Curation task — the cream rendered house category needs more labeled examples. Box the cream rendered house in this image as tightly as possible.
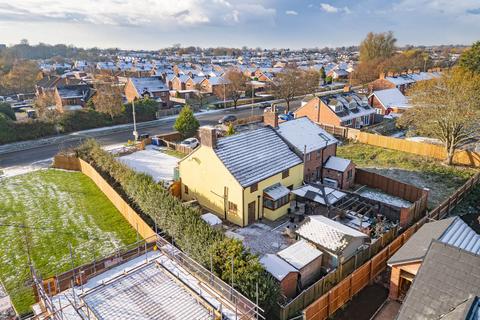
[178,126,304,227]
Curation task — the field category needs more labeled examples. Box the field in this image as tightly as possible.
[0,169,138,315]
[337,142,477,207]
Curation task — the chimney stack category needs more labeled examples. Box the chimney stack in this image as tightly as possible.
[199,126,217,148]
[387,71,394,77]
[379,72,385,80]
[343,85,352,93]
[264,107,279,128]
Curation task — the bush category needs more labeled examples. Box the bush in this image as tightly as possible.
[58,110,112,132]
[75,140,280,313]
[174,105,199,138]
[0,103,16,121]
[0,114,57,144]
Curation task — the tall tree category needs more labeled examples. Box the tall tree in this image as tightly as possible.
[174,105,199,138]
[34,92,57,119]
[214,70,248,109]
[92,84,123,120]
[359,31,397,62]
[0,60,39,94]
[272,66,304,112]
[459,41,480,74]
[398,68,480,165]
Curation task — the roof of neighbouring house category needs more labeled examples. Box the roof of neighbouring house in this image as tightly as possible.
[319,92,376,122]
[57,84,91,99]
[277,240,323,270]
[388,216,480,266]
[214,126,303,187]
[276,117,337,154]
[260,254,298,281]
[397,241,480,320]
[324,156,352,172]
[370,88,410,110]
[296,215,368,255]
[130,77,168,94]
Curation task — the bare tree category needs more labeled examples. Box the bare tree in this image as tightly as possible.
[359,31,397,62]
[213,70,248,109]
[92,84,123,120]
[398,68,480,165]
[272,66,312,112]
[34,91,57,119]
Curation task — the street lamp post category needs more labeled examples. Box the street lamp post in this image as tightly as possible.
[132,99,138,141]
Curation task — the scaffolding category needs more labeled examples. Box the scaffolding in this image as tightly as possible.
[32,233,264,320]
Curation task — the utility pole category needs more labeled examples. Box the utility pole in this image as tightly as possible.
[132,99,138,141]
[223,83,226,109]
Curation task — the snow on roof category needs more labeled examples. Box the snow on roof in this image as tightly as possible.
[264,183,290,200]
[385,71,441,86]
[291,184,346,205]
[201,213,222,226]
[439,216,480,255]
[277,240,323,270]
[130,77,168,94]
[276,117,337,153]
[324,156,351,172]
[215,127,303,187]
[371,88,410,109]
[296,215,367,254]
[260,254,298,281]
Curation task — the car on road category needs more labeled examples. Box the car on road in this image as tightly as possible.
[258,102,271,109]
[179,138,199,149]
[218,114,237,124]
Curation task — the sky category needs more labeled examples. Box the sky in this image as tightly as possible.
[0,0,479,50]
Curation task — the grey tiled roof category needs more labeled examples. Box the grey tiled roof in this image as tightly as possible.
[397,241,480,320]
[388,217,480,265]
[215,127,303,187]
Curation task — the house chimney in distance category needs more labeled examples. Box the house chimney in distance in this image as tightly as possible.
[199,126,217,148]
[263,107,279,128]
[343,85,352,93]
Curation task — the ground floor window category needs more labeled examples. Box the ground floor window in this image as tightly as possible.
[228,201,238,214]
[263,194,290,210]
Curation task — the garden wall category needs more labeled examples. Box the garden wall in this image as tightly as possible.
[52,155,156,241]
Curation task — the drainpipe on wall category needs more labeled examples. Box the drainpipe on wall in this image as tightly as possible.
[257,195,261,220]
[303,145,307,182]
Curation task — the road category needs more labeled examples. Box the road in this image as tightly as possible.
[0,100,301,168]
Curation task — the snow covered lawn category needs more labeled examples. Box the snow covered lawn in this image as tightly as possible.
[118,146,179,183]
[0,170,138,315]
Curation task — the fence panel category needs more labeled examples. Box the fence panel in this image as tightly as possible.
[328,276,352,316]
[350,262,371,297]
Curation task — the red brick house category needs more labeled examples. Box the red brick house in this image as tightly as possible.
[269,115,339,183]
[54,84,93,113]
[124,77,170,107]
[198,77,227,94]
[369,69,441,94]
[368,88,411,116]
[322,156,355,189]
[294,91,376,129]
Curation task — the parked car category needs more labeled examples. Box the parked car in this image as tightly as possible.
[180,138,199,149]
[218,114,237,124]
[258,102,271,109]
[278,112,294,121]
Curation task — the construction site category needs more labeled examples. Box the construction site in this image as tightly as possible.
[31,234,263,320]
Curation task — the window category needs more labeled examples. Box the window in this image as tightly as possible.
[250,183,258,193]
[347,169,353,180]
[282,169,290,179]
[263,194,290,210]
[343,119,352,126]
[228,201,237,213]
[316,150,321,159]
[184,185,189,194]
[362,115,370,125]
[306,153,311,161]
[316,167,322,179]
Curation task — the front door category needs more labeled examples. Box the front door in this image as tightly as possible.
[248,201,256,225]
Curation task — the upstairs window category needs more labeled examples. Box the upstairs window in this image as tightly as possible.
[282,169,290,179]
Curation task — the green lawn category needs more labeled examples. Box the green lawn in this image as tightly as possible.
[337,142,477,207]
[0,169,138,315]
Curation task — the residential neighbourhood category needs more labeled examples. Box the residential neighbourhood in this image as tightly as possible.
[0,2,480,320]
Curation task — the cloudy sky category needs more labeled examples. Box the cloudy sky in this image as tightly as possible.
[0,0,479,49]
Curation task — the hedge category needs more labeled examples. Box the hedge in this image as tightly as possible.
[75,140,281,314]
[0,100,159,145]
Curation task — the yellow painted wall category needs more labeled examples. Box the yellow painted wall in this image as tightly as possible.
[243,163,304,222]
[178,146,245,226]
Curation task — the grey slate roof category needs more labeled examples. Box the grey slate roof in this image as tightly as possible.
[388,217,480,265]
[397,241,480,320]
[215,126,303,187]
